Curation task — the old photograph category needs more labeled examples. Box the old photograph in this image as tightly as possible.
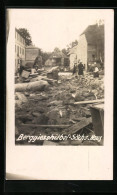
[6,8,113,180]
[10,9,105,146]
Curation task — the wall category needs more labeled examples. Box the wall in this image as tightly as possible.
[69,53,77,70]
[77,34,87,70]
[15,30,25,73]
[87,44,97,62]
[25,48,39,62]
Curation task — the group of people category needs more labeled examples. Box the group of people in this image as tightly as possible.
[73,58,100,79]
[73,59,85,79]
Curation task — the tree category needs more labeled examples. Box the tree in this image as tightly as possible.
[62,48,68,56]
[18,28,32,46]
[67,39,78,52]
[53,47,61,53]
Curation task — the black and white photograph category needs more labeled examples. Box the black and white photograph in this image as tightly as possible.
[12,10,104,146]
[6,9,113,180]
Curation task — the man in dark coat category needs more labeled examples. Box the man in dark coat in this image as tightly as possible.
[78,60,84,79]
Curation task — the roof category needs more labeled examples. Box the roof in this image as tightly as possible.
[26,45,39,49]
[49,51,68,59]
[15,28,26,40]
[80,24,104,44]
[68,45,78,55]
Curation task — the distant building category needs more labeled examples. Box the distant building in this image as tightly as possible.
[15,28,26,73]
[77,23,104,71]
[68,45,78,70]
[25,45,40,69]
[46,51,69,70]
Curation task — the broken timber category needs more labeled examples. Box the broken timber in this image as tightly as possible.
[21,124,70,128]
[74,99,104,105]
[62,117,92,134]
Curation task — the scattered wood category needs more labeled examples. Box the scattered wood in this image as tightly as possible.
[74,99,104,105]
[21,70,30,78]
[29,73,38,76]
[21,124,70,128]
[62,117,92,134]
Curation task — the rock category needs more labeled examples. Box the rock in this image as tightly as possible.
[32,114,49,124]
[47,66,59,80]
[16,114,33,123]
[29,93,36,97]
[15,92,27,102]
[48,100,63,106]
[81,108,91,117]
[82,91,90,97]
[30,94,48,101]
[15,92,27,108]
[24,92,29,96]
[37,107,45,113]
[70,89,76,93]
[32,112,41,117]
[75,93,85,101]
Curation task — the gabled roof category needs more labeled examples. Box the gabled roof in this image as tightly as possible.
[15,28,26,40]
[80,24,104,44]
[49,51,67,59]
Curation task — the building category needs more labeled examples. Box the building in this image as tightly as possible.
[25,45,40,69]
[15,28,26,73]
[68,45,78,70]
[77,23,104,71]
[46,51,69,70]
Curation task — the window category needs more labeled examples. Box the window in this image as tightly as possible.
[17,46,19,55]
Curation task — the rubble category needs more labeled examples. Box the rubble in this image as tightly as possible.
[47,66,59,80]
[15,69,104,145]
[15,92,27,108]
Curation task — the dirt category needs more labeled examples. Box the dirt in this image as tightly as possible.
[15,71,104,145]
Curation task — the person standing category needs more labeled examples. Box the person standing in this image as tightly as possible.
[93,66,99,78]
[78,60,84,80]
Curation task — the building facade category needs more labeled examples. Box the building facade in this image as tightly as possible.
[15,28,26,73]
[68,45,78,70]
[77,24,104,71]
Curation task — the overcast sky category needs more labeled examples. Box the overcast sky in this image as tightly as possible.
[10,9,106,52]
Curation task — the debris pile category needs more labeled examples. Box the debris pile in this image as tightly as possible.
[15,70,104,145]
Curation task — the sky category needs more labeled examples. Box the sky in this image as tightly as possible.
[9,9,106,52]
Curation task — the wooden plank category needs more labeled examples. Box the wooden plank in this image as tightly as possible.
[62,117,92,134]
[74,99,104,105]
[21,124,70,128]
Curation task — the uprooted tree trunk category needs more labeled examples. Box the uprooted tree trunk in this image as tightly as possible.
[15,80,49,92]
